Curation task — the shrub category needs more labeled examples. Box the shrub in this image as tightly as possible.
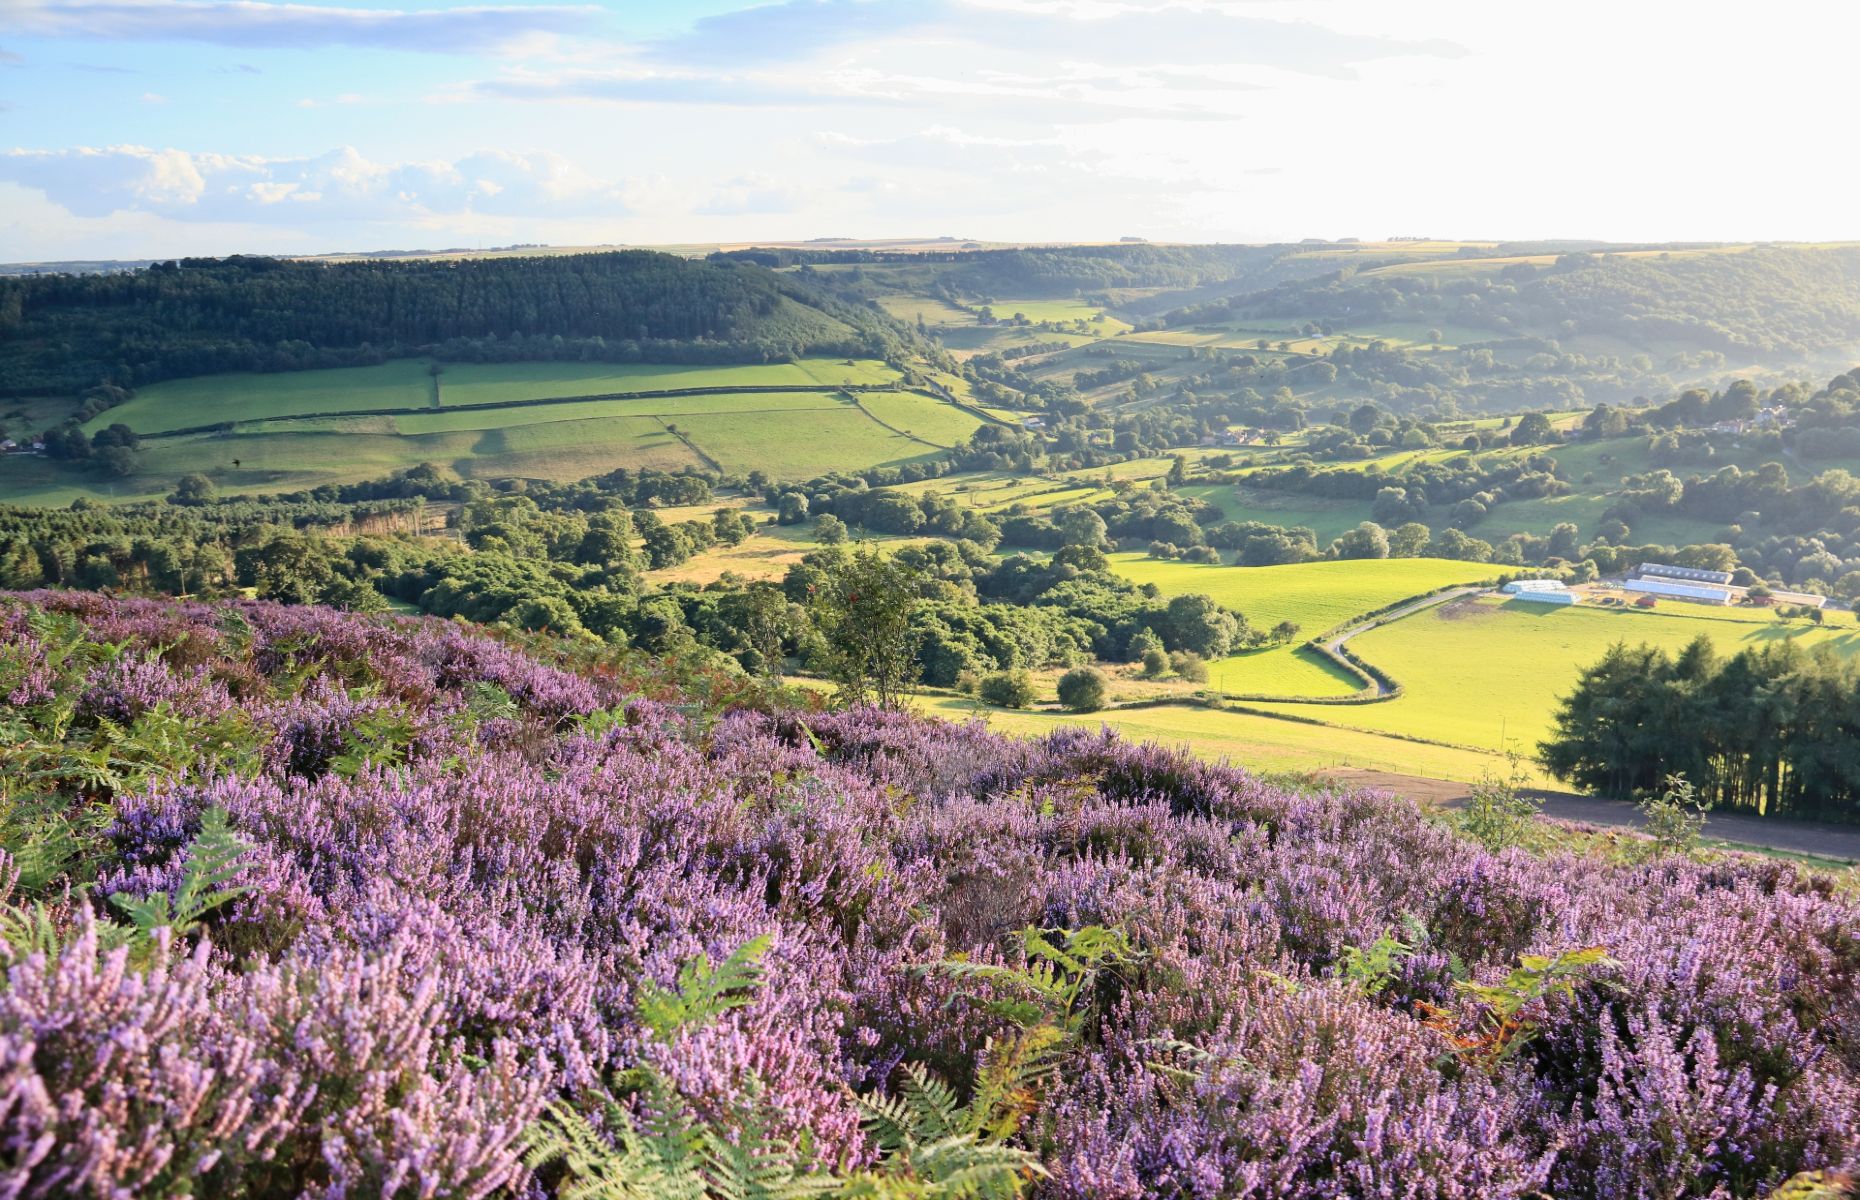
[1140,647,1169,678]
[1168,650,1209,683]
[978,670,1037,710]
[1638,772,1712,858]
[1056,666,1108,712]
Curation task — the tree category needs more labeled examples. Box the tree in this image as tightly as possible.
[1371,487,1421,527]
[1430,528,1494,562]
[643,525,690,570]
[1510,411,1556,446]
[94,445,140,479]
[1058,508,1108,549]
[809,546,921,709]
[1389,522,1432,558]
[1332,522,1390,560]
[1056,666,1108,712]
[1161,593,1241,658]
[815,514,848,545]
[169,474,216,506]
[777,492,810,524]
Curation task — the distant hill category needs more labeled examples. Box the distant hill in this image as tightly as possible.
[1203,244,1860,360]
[0,250,912,396]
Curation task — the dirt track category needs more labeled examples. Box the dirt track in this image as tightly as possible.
[1316,767,1860,862]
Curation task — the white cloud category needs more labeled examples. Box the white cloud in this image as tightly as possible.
[694,173,799,217]
[2,0,602,54]
[0,144,631,223]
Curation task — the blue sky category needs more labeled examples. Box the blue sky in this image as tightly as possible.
[2,0,1855,260]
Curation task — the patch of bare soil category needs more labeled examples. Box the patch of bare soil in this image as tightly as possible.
[1433,595,1495,622]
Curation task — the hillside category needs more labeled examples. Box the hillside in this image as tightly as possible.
[0,250,911,396]
[3,589,1856,1197]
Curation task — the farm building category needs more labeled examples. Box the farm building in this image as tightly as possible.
[1502,579,1578,605]
[1637,562,1734,586]
[1768,589,1829,609]
[1511,588,1578,606]
[1624,578,1734,605]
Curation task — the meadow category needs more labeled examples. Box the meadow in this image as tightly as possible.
[1109,553,1503,637]
[1245,594,1860,753]
[917,692,1542,784]
[14,363,983,501]
[1108,554,1506,698]
[84,356,902,436]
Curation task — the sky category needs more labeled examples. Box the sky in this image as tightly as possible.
[1,0,1856,261]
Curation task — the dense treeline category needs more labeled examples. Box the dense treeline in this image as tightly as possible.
[1543,636,1860,823]
[0,460,1249,689]
[0,252,910,395]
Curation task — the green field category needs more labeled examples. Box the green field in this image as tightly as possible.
[857,391,985,447]
[1245,595,1860,754]
[1108,555,1505,698]
[434,358,897,406]
[391,391,849,436]
[83,357,901,436]
[1111,554,1501,637]
[668,408,946,479]
[917,694,1533,785]
[9,359,978,502]
[86,360,439,434]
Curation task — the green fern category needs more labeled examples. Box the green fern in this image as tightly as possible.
[525,1098,708,1200]
[635,934,773,1041]
[328,706,420,778]
[855,1050,1047,1199]
[109,807,252,938]
[929,925,1136,1037]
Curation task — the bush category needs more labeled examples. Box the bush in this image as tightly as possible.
[1168,650,1209,683]
[1140,647,1169,678]
[978,670,1037,710]
[1056,666,1109,712]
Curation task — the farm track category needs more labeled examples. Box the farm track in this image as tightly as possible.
[1318,767,1860,862]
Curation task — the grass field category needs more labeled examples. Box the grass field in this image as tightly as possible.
[14,362,971,503]
[82,357,901,436]
[669,408,945,479]
[856,391,984,447]
[434,358,896,406]
[916,694,1537,785]
[1108,555,1505,698]
[87,361,439,434]
[1245,594,1860,754]
[1110,554,1501,636]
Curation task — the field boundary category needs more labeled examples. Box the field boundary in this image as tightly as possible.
[848,394,954,450]
[130,383,912,440]
[655,419,725,472]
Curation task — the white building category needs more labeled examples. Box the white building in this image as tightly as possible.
[1624,578,1734,605]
